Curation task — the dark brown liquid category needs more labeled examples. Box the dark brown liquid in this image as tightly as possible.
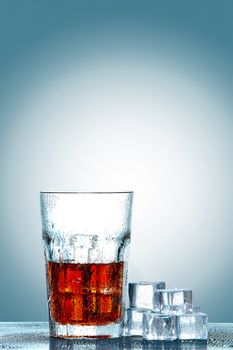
[47,261,124,325]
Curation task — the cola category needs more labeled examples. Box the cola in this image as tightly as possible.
[47,261,124,325]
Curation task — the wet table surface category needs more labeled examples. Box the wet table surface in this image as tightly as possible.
[0,323,233,349]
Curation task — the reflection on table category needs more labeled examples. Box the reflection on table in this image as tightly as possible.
[49,336,207,350]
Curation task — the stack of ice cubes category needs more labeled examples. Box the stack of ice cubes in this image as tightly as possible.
[124,281,208,341]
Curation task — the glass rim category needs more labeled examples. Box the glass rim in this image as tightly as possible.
[40,191,134,194]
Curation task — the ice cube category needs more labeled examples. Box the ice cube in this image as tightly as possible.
[143,312,177,341]
[168,289,192,307]
[177,312,208,340]
[128,281,166,310]
[124,308,144,336]
[161,304,190,316]
[190,306,201,313]
[156,289,192,314]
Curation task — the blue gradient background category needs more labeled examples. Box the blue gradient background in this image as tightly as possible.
[0,1,232,322]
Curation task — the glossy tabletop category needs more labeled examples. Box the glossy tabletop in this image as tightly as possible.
[0,323,233,349]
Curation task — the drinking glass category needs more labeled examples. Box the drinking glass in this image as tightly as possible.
[40,191,133,338]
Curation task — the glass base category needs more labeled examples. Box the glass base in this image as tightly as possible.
[49,321,122,338]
